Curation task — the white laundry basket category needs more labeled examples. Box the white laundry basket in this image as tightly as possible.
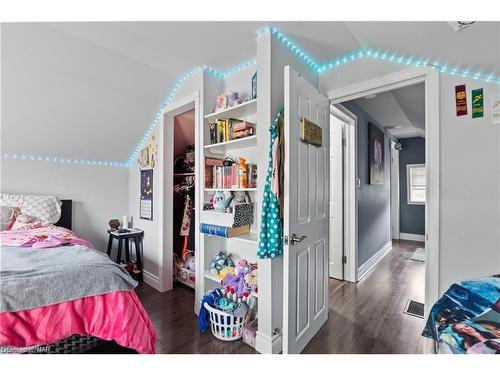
[204,302,249,341]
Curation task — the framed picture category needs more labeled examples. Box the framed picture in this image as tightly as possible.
[140,169,153,220]
[368,122,385,185]
[251,72,257,100]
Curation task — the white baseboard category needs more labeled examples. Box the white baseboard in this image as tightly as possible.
[255,331,283,354]
[399,232,425,242]
[143,269,161,291]
[357,241,392,281]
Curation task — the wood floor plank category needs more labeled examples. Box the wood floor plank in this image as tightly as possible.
[135,240,425,354]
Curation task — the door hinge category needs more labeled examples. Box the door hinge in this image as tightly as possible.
[342,255,347,264]
[283,235,289,245]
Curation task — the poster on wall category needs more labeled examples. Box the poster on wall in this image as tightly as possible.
[140,169,153,221]
[455,84,468,116]
[368,122,385,185]
[471,88,484,118]
[492,94,500,125]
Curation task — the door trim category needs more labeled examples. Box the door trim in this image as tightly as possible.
[325,67,440,316]
[330,105,357,283]
[390,140,401,240]
[159,92,200,312]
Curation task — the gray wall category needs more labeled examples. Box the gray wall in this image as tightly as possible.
[399,137,425,235]
[343,101,392,267]
[1,159,129,251]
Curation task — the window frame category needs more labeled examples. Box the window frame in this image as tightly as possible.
[406,163,426,205]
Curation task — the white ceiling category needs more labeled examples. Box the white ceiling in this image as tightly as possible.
[355,83,425,139]
[2,21,498,161]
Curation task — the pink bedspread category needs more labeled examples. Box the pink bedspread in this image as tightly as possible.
[0,226,95,249]
[0,290,158,354]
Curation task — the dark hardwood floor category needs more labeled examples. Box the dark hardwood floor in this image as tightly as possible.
[135,240,425,354]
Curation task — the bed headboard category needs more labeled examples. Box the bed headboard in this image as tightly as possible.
[56,199,72,230]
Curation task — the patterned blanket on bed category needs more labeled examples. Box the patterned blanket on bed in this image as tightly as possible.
[422,275,500,354]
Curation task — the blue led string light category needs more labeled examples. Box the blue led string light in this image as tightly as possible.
[2,153,126,168]
[4,27,499,168]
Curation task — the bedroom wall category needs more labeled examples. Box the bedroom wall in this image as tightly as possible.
[320,61,500,294]
[399,137,425,236]
[1,159,129,250]
[342,101,392,267]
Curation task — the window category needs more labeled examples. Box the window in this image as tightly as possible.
[407,164,426,205]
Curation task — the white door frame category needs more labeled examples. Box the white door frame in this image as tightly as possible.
[330,105,357,283]
[158,92,200,305]
[325,67,440,315]
[390,140,401,240]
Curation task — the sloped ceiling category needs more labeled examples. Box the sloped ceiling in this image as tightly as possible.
[2,21,498,162]
[355,83,425,139]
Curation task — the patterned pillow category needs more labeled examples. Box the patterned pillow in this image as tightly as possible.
[0,193,62,225]
[0,206,19,231]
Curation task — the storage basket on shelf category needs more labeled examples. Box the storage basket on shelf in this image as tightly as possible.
[202,202,254,227]
[203,302,250,341]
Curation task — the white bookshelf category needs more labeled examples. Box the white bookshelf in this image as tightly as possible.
[200,93,260,313]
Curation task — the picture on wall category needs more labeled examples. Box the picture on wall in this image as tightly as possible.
[368,122,385,185]
[140,169,153,220]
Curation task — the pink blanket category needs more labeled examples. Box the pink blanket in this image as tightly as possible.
[0,226,95,249]
[0,290,158,354]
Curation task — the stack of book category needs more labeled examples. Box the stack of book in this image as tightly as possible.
[205,157,257,189]
[209,119,255,144]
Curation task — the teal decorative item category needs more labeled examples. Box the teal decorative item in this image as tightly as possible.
[213,191,231,212]
[258,107,284,259]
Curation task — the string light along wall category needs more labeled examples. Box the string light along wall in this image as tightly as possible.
[3,27,499,168]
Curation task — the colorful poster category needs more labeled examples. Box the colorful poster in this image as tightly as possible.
[455,84,468,116]
[471,88,484,118]
[140,169,153,221]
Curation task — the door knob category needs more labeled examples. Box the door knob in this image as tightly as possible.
[290,233,307,245]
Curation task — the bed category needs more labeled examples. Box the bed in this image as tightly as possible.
[0,194,158,354]
[422,275,500,354]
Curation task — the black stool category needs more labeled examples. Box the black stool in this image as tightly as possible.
[107,229,144,280]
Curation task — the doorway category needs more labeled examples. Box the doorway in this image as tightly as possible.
[326,67,439,317]
[160,93,201,313]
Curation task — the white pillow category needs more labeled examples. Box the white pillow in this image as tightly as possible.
[0,193,62,225]
[0,206,17,231]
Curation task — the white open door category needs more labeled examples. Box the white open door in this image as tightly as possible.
[283,66,330,354]
[329,114,344,280]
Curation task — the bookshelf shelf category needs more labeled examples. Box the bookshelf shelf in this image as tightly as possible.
[204,270,258,298]
[204,135,257,153]
[204,98,257,122]
[204,188,257,192]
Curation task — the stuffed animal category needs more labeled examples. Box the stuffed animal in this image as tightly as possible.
[244,268,258,293]
[217,266,235,281]
[234,259,248,274]
[213,191,231,212]
[209,251,234,275]
[222,268,248,297]
[229,191,251,208]
[227,91,242,107]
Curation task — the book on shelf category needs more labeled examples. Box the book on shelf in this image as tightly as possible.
[209,119,255,145]
[199,223,250,238]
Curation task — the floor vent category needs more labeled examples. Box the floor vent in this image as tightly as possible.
[404,299,425,319]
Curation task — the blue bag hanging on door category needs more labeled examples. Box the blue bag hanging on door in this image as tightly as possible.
[258,108,284,259]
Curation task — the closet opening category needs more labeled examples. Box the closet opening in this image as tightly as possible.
[160,93,200,313]
[172,109,196,291]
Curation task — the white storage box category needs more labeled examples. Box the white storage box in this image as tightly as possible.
[202,202,254,227]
